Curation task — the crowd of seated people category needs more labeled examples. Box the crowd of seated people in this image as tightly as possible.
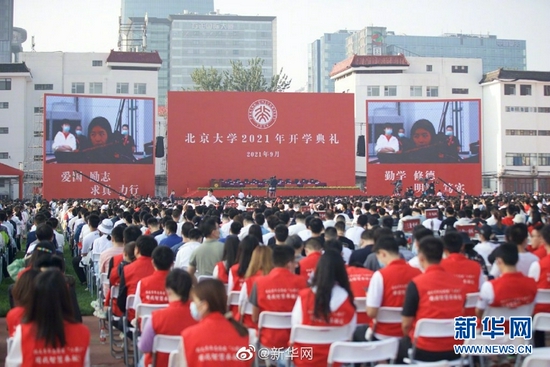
[212,178,328,188]
[2,193,550,366]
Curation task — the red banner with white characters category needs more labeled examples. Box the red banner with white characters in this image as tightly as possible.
[42,94,155,199]
[167,92,355,192]
[366,100,481,196]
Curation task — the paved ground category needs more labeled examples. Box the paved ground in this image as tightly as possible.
[0,316,126,367]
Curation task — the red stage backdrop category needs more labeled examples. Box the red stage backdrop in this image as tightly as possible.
[366,100,481,196]
[43,94,155,199]
[167,92,355,192]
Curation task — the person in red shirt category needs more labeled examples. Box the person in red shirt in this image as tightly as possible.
[181,279,251,367]
[298,237,323,283]
[249,245,307,353]
[228,235,260,294]
[528,223,547,259]
[6,269,91,366]
[291,250,356,367]
[399,236,466,363]
[135,245,174,308]
[239,246,273,327]
[7,269,39,337]
[529,224,550,347]
[117,235,157,323]
[138,268,197,367]
[367,235,422,340]
[440,231,484,316]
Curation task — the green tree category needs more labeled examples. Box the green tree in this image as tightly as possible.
[190,58,291,92]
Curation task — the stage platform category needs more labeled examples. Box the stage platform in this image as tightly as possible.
[183,186,366,198]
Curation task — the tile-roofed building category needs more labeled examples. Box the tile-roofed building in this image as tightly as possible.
[0,62,30,73]
[480,68,550,84]
[330,54,409,78]
[106,50,162,65]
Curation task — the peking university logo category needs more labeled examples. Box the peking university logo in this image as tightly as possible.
[248,99,278,129]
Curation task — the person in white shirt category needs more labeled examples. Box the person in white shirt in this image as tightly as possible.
[473,225,500,266]
[238,215,255,241]
[407,227,434,271]
[345,215,368,247]
[92,219,114,255]
[322,209,336,229]
[374,124,399,154]
[175,229,203,269]
[237,190,245,199]
[490,223,538,278]
[288,213,307,236]
[453,210,472,228]
[324,227,351,264]
[201,189,219,207]
[52,120,77,152]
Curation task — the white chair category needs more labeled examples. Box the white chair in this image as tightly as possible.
[197,275,214,282]
[464,292,479,309]
[122,294,136,366]
[152,335,183,367]
[483,303,534,320]
[376,362,450,367]
[168,347,183,367]
[408,319,464,366]
[327,338,399,366]
[354,297,367,324]
[366,307,402,341]
[256,312,292,364]
[521,354,550,367]
[528,313,550,357]
[535,289,550,304]
[133,303,169,363]
[228,291,240,307]
[98,272,109,304]
[288,324,352,367]
[107,285,124,359]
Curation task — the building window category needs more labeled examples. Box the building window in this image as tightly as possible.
[92,60,103,67]
[34,84,54,90]
[134,83,147,95]
[34,107,43,114]
[116,83,129,94]
[544,85,550,96]
[539,154,550,166]
[451,65,468,73]
[0,78,11,90]
[426,65,433,72]
[505,129,536,136]
[0,152,9,159]
[33,155,43,162]
[410,86,422,97]
[538,130,550,136]
[0,127,8,134]
[452,88,469,94]
[506,153,535,166]
[71,82,85,94]
[482,177,491,188]
[426,86,439,97]
[89,82,103,94]
[0,102,8,109]
[384,86,397,97]
[367,86,380,97]
[520,85,532,96]
[539,107,550,113]
[504,84,516,95]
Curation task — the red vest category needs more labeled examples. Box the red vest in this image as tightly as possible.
[294,287,355,367]
[123,256,155,321]
[411,265,466,352]
[346,265,373,325]
[6,306,25,337]
[255,268,308,348]
[440,253,482,316]
[489,272,537,332]
[241,271,263,328]
[181,312,250,367]
[216,261,229,284]
[139,270,169,305]
[371,259,421,337]
[535,254,550,314]
[229,264,245,292]
[144,301,197,367]
[19,322,90,367]
[298,251,321,281]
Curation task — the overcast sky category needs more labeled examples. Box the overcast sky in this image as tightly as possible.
[14,0,550,89]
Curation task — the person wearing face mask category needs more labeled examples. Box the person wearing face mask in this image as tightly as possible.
[52,120,76,153]
[374,123,399,155]
[120,124,136,154]
[439,125,461,162]
[396,128,412,153]
[74,124,90,151]
[407,226,434,271]
[182,279,251,367]
[138,268,197,367]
